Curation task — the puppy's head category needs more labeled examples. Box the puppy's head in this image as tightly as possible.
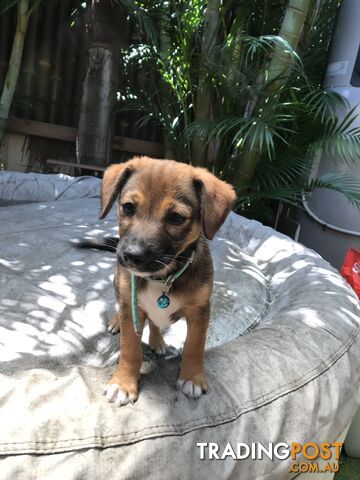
[100,156,235,276]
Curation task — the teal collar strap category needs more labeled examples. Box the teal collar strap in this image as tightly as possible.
[130,251,195,336]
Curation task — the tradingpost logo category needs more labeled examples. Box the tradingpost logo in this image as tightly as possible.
[197,441,343,474]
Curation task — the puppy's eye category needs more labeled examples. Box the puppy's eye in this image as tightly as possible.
[122,202,135,216]
[167,212,185,225]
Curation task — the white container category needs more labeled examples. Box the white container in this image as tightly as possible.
[297,0,360,269]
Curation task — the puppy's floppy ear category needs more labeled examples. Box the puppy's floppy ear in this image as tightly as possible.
[99,162,134,219]
[194,169,236,240]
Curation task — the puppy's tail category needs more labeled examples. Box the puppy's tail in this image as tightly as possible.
[74,236,119,252]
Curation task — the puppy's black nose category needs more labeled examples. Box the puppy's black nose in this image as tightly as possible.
[122,244,147,266]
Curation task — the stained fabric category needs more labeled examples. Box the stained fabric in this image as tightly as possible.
[0,172,359,479]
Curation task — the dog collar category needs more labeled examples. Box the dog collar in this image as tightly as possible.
[130,251,195,336]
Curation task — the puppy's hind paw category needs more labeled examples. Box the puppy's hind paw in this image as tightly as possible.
[107,315,120,335]
[149,336,167,356]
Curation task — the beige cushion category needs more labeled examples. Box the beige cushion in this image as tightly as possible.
[0,172,359,479]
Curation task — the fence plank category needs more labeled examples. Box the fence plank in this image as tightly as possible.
[6,117,164,157]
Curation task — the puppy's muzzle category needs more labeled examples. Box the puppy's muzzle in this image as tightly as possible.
[121,244,151,266]
[117,237,166,272]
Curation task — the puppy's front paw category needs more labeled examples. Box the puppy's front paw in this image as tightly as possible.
[176,372,208,399]
[103,378,138,407]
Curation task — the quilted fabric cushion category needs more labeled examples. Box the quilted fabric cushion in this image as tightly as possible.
[0,172,359,480]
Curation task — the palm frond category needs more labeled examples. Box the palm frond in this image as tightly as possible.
[242,34,302,67]
[253,152,313,191]
[113,0,160,48]
[302,89,349,124]
[309,106,360,165]
[308,173,360,207]
[237,185,302,208]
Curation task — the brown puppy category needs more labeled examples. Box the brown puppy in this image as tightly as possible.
[100,156,235,406]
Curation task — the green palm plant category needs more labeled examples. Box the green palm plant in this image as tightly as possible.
[118,0,360,222]
[116,0,207,162]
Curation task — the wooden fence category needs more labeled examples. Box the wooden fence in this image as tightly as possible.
[0,0,163,172]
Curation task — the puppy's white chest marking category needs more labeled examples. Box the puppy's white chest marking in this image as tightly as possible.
[138,282,180,329]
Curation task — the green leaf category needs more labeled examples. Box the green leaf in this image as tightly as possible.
[0,0,18,15]
[309,106,360,165]
[308,173,360,207]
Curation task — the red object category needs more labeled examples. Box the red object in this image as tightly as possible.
[340,249,360,298]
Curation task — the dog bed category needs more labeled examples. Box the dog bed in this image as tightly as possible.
[0,171,359,480]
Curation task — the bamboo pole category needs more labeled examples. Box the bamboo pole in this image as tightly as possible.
[50,0,67,124]
[0,10,13,92]
[192,0,221,167]
[0,0,29,142]
[267,0,312,87]
[232,0,314,188]
[72,6,88,127]
[61,17,78,126]
[159,5,176,159]
[35,0,55,121]
[20,5,38,118]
